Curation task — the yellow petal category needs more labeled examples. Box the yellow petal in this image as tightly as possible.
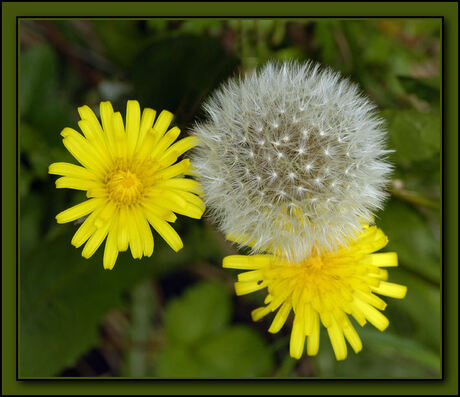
[55,176,98,191]
[78,105,104,137]
[290,304,306,359]
[148,190,188,213]
[327,318,347,361]
[341,316,362,354]
[60,129,107,175]
[78,119,110,163]
[350,305,367,327]
[268,301,291,333]
[146,213,183,252]
[353,297,389,331]
[126,100,141,157]
[81,218,111,259]
[126,208,143,259]
[103,219,119,270]
[251,306,271,322]
[48,162,97,180]
[173,203,204,219]
[225,232,257,248]
[234,280,267,296]
[151,126,181,158]
[357,226,389,253]
[112,112,127,158]
[306,311,320,356]
[362,252,398,267]
[71,209,101,248]
[372,281,407,299]
[304,303,314,336]
[223,255,272,270]
[142,201,177,223]
[117,207,129,252]
[137,107,156,149]
[133,206,154,257]
[354,289,387,311]
[237,270,264,282]
[136,130,159,160]
[56,198,102,224]
[160,136,199,167]
[159,178,203,195]
[100,101,119,157]
[155,159,191,180]
[153,110,173,138]
[179,191,206,211]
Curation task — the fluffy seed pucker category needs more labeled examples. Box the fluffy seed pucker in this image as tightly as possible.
[191,61,393,261]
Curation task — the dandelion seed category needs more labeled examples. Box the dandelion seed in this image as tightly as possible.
[49,100,205,270]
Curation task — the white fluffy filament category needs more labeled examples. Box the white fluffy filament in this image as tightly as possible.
[191,61,392,261]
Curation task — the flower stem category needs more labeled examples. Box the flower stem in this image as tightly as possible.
[127,279,155,377]
[389,185,440,210]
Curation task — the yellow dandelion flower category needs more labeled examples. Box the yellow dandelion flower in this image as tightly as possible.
[223,224,407,360]
[49,100,205,270]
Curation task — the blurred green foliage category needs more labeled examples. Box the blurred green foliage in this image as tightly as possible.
[155,282,273,377]
[19,19,440,378]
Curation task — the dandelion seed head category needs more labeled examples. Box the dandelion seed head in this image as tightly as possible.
[191,61,392,261]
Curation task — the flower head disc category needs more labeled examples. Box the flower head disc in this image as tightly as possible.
[49,100,205,270]
[223,225,407,360]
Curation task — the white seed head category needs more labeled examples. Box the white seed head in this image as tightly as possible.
[191,61,392,261]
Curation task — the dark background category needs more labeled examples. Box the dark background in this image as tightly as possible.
[19,19,441,378]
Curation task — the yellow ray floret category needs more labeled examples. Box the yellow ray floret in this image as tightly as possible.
[223,225,407,361]
[49,100,205,270]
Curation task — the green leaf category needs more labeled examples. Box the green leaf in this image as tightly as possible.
[195,326,274,377]
[21,123,54,179]
[19,220,215,377]
[274,47,307,62]
[20,44,77,145]
[154,345,205,377]
[157,280,274,377]
[381,109,441,165]
[93,20,145,68]
[20,43,58,117]
[164,282,231,345]
[314,21,340,66]
[359,328,440,372]
[384,268,441,352]
[155,326,273,378]
[178,20,223,36]
[378,199,440,283]
[313,325,440,377]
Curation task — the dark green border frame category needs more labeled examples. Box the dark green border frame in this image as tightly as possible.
[3,1,458,395]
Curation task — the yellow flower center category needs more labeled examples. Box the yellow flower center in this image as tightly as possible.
[107,169,144,204]
[105,159,158,205]
[267,253,356,315]
[304,255,324,270]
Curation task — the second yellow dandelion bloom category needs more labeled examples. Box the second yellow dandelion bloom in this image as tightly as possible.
[49,100,205,270]
[223,225,407,361]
